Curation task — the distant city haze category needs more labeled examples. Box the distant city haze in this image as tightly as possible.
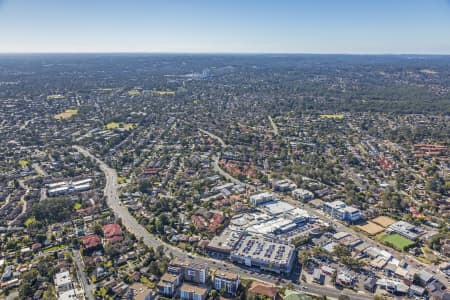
[1,0,450,54]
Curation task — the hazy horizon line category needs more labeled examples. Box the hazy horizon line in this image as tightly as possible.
[1,51,450,56]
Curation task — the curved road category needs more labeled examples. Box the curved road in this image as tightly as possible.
[212,155,258,191]
[199,128,227,147]
[74,145,373,300]
[9,180,30,226]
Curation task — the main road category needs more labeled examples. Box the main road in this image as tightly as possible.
[198,128,227,147]
[74,145,373,300]
[73,249,95,300]
[74,145,181,254]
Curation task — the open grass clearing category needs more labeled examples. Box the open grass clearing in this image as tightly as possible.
[47,94,65,100]
[127,89,142,96]
[151,89,176,96]
[105,122,135,131]
[54,109,78,120]
[320,114,344,119]
[383,234,415,251]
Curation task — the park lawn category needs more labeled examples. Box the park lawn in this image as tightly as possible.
[151,89,175,96]
[54,109,78,120]
[383,234,415,251]
[47,94,65,100]
[19,160,29,168]
[123,123,135,130]
[128,89,142,96]
[117,176,126,184]
[73,203,82,210]
[105,122,119,129]
[320,114,344,119]
[105,122,135,131]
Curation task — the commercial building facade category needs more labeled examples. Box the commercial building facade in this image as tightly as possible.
[179,283,208,300]
[168,257,208,284]
[292,188,314,202]
[213,270,240,295]
[157,272,181,297]
[250,192,275,206]
[323,200,361,223]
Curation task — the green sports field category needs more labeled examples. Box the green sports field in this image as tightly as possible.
[383,234,415,251]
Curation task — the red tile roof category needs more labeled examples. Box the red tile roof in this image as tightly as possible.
[82,234,101,249]
[102,224,123,238]
[191,215,207,230]
[143,167,161,175]
[208,213,224,233]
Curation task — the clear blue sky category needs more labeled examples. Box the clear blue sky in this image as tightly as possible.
[1,0,450,54]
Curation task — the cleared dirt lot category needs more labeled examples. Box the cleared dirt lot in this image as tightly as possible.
[371,216,396,228]
[357,221,385,235]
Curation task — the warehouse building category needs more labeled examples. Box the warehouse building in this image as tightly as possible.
[47,178,92,197]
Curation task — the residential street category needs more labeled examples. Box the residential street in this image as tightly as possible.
[268,116,279,135]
